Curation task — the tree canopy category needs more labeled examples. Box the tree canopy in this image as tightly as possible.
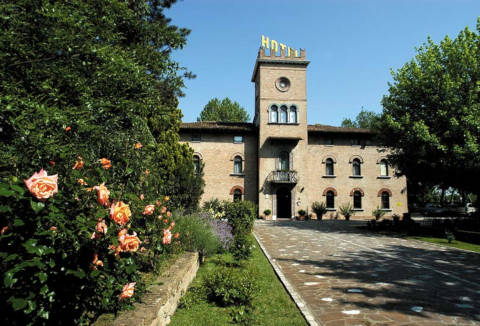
[341,109,381,129]
[197,97,250,122]
[378,19,480,197]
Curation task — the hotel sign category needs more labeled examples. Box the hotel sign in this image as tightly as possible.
[261,35,299,57]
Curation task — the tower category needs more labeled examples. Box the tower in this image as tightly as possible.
[252,47,310,219]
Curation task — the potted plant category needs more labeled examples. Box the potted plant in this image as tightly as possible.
[297,209,307,221]
[263,209,271,219]
[372,207,386,221]
[312,201,327,220]
[339,203,353,221]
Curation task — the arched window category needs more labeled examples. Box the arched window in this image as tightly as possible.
[270,105,278,123]
[325,158,334,176]
[233,189,242,202]
[234,156,243,174]
[280,105,288,123]
[380,159,389,176]
[352,158,361,176]
[353,191,362,209]
[326,191,335,209]
[381,191,390,209]
[279,151,289,171]
[193,155,201,174]
[289,106,297,123]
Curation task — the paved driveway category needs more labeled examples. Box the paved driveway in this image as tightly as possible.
[254,220,480,326]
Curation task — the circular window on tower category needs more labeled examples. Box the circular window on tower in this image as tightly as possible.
[275,77,290,92]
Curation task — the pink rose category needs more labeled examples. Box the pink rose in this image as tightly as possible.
[24,169,58,201]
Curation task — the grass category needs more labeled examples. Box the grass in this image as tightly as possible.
[169,236,307,326]
[407,236,480,253]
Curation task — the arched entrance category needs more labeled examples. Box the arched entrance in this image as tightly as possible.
[277,187,291,219]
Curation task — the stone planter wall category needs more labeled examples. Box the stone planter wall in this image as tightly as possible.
[96,252,199,326]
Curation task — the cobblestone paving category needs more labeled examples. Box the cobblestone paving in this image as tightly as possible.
[254,220,480,326]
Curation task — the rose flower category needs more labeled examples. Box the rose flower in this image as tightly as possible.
[119,233,141,252]
[119,282,136,300]
[24,169,58,201]
[162,229,172,245]
[94,183,110,206]
[110,201,131,226]
[142,205,155,216]
[100,158,112,170]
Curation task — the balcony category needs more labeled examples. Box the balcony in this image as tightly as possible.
[268,170,298,184]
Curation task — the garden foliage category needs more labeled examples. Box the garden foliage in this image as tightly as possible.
[0,0,203,324]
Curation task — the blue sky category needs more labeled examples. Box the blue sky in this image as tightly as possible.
[167,0,480,126]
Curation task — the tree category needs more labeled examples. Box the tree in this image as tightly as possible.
[197,97,250,122]
[0,0,203,323]
[341,109,381,129]
[378,19,480,201]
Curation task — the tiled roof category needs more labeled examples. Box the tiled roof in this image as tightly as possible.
[307,124,374,134]
[180,121,256,132]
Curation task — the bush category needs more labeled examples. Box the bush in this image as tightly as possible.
[175,214,221,259]
[339,203,353,220]
[312,201,327,220]
[263,209,271,216]
[203,266,258,307]
[372,207,386,220]
[202,199,226,219]
[224,201,256,236]
[230,233,254,261]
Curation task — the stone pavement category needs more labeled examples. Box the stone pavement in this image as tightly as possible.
[254,220,480,326]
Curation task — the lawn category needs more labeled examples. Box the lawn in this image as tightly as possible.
[407,236,480,253]
[169,237,307,326]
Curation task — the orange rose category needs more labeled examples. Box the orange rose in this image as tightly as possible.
[65,126,71,132]
[145,169,150,175]
[96,219,108,235]
[100,158,112,170]
[72,156,84,170]
[94,183,110,206]
[142,205,155,215]
[174,232,179,239]
[1,226,8,234]
[119,282,136,300]
[24,169,58,201]
[91,253,104,270]
[162,229,172,245]
[166,211,171,217]
[140,247,146,252]
[135,142,142,149]
[164,196,170,202]
[110,201,131,226]
[77,178,88,186]
[119,233,141,252]
[160,206,167,214]
[49,226,57,231]
[117,228,128,242]
[140,194,144,200]
[156,200,161,207]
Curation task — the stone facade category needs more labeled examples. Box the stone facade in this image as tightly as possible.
[180,48,408,220]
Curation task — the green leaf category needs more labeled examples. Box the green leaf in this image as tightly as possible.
[13,218,25,226]
[66,268,86,279]
[37,272,48,283]
[23,239,39,254]
[11,184,25,195]
[0,186,14,197]
[4,272,18,288]
[8,297,27,311]
[30,199,45,213]
[0,205,12,213]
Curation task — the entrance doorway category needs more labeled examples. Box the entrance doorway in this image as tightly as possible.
[277,187,291,218]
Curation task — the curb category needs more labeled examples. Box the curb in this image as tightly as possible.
[253,231,320,326]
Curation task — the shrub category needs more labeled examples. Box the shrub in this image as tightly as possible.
[203,266,258,307]
[230,233,254,261]
[372,207,386,220]
[224,201,256,236]
[205,216,234,251]
[263,209,271,216]
[202,199,226,219]
[174,214,221,259]
[312,201,327,220]
[339,203,354,220]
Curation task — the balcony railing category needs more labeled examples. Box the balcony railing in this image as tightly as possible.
[268,170,298,183]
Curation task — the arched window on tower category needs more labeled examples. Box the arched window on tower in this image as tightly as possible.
[280,105,288,123]
[352,158,361,176]
[326,191,335,209]
[353,191,362,209]
[233,156,243,174]
[381,191,390,209]
[289,106,297,123]
[380,159,389,176]
[233,189,242,202]
[270,105,278,123]
[325,158,334,176]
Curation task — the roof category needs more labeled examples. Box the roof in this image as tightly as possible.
[180,121,256,133]
[307,124,374,135]
[179,122,374,135]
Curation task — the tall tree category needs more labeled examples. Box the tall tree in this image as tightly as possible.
[341,109,381,129]
[378,19,480,201]
[197,97,250,122]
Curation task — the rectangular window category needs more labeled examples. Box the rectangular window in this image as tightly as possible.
[351,138,360,145]
[191,135,201,142]
[324,138,334,145]
[233,135,243,143]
